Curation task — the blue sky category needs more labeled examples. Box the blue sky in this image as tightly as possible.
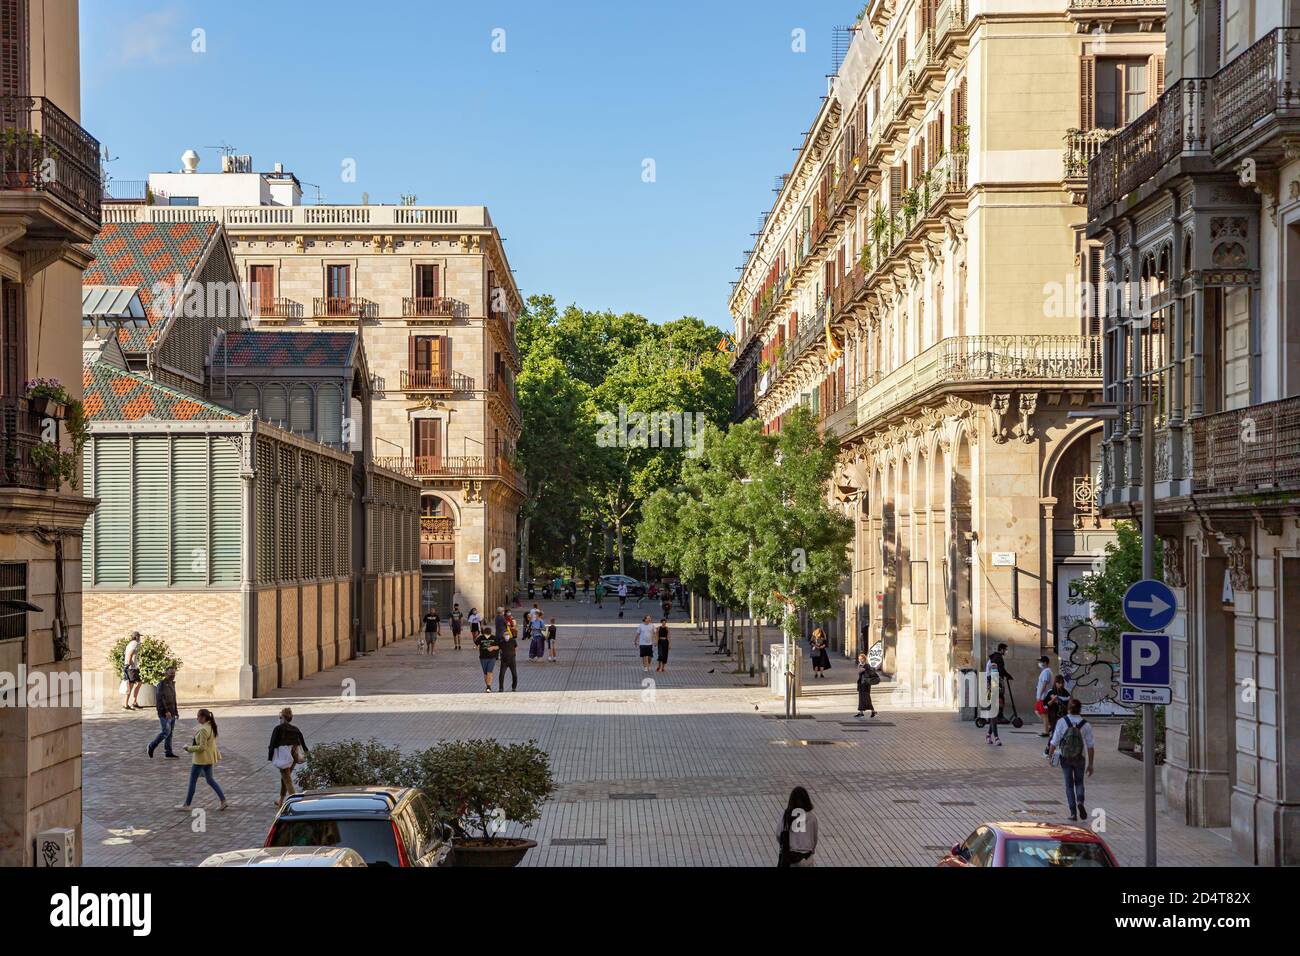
[81,0,850,330]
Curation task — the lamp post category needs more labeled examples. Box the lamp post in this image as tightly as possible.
[1068,396,1156,867]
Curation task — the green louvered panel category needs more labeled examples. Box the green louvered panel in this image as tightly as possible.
[290,385,313,437]
[170,436,208,584]
[256,437,277,583]
[210,437,242,583]
[132,437,170,584]
[316,384,343,448]
[82,439,94,588]
[92,439,131,585]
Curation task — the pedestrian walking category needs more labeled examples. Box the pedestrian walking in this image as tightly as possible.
[855,652,879,719]
[617,582,628,618]
[468,608,482,642]
[147,666,179,759]
[655,619,671,672]
[582,579,590,603]
[422,607,440,655]
[177,708,227,811]
[1042,675,1071,755]
[450,603,464,650]
[985,642,1011,746]
[661,590,673,620]
[636,615,655,672]
[1035,655,1054,737]
[476,611,502,693]
[528,612,545,661]
[268,707,309,806]
[810,627,832,679]
[121,631,144,710]
[547,618,558,662]
[1047,698,1095,822]
[498,615,519,692]
[777,786,818,867]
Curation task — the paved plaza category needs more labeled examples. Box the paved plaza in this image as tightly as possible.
[84,599,1244,867]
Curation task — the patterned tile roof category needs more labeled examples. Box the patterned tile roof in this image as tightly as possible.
[82,360,239,423]
[84,221,220,353]
[222,330,357,369]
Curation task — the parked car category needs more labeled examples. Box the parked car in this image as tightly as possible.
[264,787,451,867]
[199,846,367,867]
[938,822,1119,867]
[599,573,645,597]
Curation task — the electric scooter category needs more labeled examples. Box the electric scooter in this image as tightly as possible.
[974,673,1025,729]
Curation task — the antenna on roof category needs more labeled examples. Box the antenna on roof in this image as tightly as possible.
[300,180,324,204]
[205,142,238,160]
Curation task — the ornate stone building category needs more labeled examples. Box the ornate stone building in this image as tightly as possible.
[1087,0,1300,865]
[108,160,525,620]
[731,1,1165,705]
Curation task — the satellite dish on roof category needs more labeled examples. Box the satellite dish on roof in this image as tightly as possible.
[181,149,200,173]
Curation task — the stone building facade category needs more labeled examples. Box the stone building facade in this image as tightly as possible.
[730,1,1166,706]
[1087,0,1300,865]
[0,0,101,866]
[107,179,525,620]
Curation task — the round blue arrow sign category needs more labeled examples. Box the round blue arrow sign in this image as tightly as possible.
[1123,579,1177,632]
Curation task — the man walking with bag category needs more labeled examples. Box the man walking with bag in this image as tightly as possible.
[147,666,179,759]
[1047,698,1095,822]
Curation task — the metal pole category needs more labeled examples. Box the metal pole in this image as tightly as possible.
[1142,386,1157,868]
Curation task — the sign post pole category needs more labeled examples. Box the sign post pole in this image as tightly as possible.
[1141,397,1156,869]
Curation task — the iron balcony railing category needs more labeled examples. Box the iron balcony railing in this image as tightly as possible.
[1088,78,1209,215]
[250,295,300,320]
[403,296,457,319]
[1211,27,1300,153]
[0,96,102,226]
[420,515,455,562]
[1191,396,1300,493]
[1064,128,1118,180]
[313,296,370,319]
[400,369,475,393]
[1,397,54,491]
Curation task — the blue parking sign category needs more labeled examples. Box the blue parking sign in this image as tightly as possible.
[1120,632,1170,688]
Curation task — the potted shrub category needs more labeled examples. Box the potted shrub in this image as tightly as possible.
[294,738,406,791]
[407,738,553,867]
[1120,706,1166,764]
[23,379,88,489]
[108,634,182,707]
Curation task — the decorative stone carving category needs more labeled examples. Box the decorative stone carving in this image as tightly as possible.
[463,480,484,504]
[990,393,1011,443]
[1015,392,1038,443]
[1160,536,1186,588]
[1220,534,1253,591]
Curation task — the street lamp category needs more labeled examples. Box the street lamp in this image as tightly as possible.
[1068,397,1157,868]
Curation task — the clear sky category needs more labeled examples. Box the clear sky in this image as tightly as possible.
[81,0,851,330]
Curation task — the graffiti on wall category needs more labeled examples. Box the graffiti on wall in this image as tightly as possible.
[1060,622,1134,717]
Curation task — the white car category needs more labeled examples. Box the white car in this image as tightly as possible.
[199,846,367,867]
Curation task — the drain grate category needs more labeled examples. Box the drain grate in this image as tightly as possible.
[937,801,977,807]
[551,838,607,847]
[609,793,657,800]
[761,714,816,720]
[837,721,896,728]
[892,799,921,804]
[770,739,855,747]
[1023,800,1059,806]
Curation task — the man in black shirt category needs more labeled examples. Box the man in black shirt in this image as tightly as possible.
[498,617,519,692]
[422,608,440,655]
[476,611,502,693]
[449,603,464,650]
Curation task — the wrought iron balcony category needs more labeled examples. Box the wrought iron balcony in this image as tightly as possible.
[0,96,102,234]
[1211,27,1300,161]
[1064,128,1117,182]
[1191,396,1300,494]
[403,296,458,320]
[420,515,455,562]
[250,296,301,320]
[0,397,55,492]
[313,296,371,320]
[400,369,475,393]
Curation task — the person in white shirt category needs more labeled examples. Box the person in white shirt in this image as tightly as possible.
[635,615,655,672]
[1047,698,1096,822]
[617,582,629,619]
[1035,655,1054,738]
[122,631,144,710]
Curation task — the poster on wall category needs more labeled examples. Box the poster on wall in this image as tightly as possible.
[1056,565,1134,717]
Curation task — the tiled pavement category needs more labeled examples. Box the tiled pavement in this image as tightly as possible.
[84,599,1246,867]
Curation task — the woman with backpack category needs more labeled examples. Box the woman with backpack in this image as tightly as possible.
[1047,698,1096,822]
[855,652,879,719]
[178,708,227,811]
[777,786,818,867]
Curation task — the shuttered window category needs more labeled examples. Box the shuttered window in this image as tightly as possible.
[278,445,294,582]
[290,384,314,437]
[337,462,350,576]
[210,438,241,583]
[233,383,259,416]
[0,0,26,98]
[263,384,288,428]
[93,440,131,584]
[316,383,343,447]
[890,166,904,214]
[1,280,24,398]
[171,436,208,584]
[133,438,169,584]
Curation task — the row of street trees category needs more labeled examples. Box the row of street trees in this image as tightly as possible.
[635,406,853,668]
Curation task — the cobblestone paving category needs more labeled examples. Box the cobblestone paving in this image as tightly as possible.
[84,599,1246,867]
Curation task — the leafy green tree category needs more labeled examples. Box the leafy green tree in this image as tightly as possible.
[1071,521,1164,650]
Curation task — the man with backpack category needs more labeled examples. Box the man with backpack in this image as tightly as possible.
[1047,697,1096,822]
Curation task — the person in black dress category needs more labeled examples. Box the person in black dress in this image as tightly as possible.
[810,626,831,679]
[655,619,671,672]
[855,652,879,719]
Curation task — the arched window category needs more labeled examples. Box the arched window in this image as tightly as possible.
[262,384,288,429]
[233,383,259,416]
[289,384,313,436]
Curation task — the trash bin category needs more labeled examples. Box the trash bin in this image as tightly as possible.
[769,642,803,699]
[958,667,977,722]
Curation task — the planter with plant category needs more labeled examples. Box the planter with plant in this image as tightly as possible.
[0,127,56,189]
[23,378,88,488]
[1120,705,1165,764]
[108,634,182,705]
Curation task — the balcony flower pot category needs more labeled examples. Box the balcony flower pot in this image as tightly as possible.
[448,837,537,868]
[29,396,65,419]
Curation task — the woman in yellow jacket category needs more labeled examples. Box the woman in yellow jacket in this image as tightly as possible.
[177,708,228,810]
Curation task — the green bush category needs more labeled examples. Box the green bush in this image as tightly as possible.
[1070,521,1164,650]
[405,738,554,842]
[293,738,407,792]
[1122,705,1166,761]
[108,635,181,685]
[292,736,554,843]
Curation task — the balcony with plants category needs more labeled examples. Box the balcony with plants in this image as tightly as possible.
[0,96,102,242]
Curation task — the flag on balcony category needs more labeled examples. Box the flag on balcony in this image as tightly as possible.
[716,334,736,354]
[825,321,842,364]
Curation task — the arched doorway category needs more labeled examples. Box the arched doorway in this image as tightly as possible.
[420,493,455,615]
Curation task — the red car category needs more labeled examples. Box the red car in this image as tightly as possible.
[938,821,1120,867]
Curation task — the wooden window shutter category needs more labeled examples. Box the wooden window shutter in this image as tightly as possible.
[890,166,904,212]
[436,334,450,370]
[957,77,968,128]
[0,0,26,97]
[1079,57,1096,130]
[1149,55,1165,107]
[1,280,24,398]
